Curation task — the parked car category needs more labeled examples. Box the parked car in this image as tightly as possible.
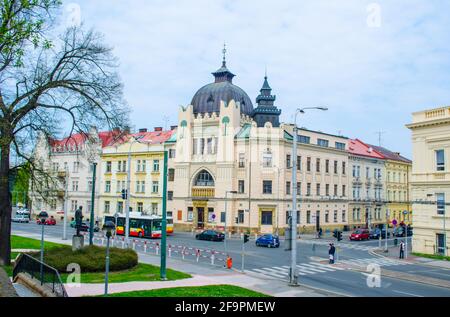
[12,214,30,223]
[195,230,225,242]
[349,229,370,241]
[36,216,56,225]
[78,222,100,232]
[393,226,413,237]
[369,228,390,239]
[256,234,280,248]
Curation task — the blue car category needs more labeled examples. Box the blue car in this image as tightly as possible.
[256,234,280,248]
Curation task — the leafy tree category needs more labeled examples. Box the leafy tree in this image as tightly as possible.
[0,0,129,265]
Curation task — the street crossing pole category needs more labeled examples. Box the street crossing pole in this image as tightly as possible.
[160,151,168,280]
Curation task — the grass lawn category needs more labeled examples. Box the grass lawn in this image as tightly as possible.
[102,285,270,297]
[412,252,450,261]
[60,263,191,284]
[10,235,62,251]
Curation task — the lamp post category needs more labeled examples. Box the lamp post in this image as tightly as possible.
[103,220,116,296]
[224,190,238,254]
[89,162,97,245]
[125,135,145,248]
[62,167,69,240]
[38,211,48,285]
[290,106,328,286]
[384,209,390,253]
[160,151,168,280]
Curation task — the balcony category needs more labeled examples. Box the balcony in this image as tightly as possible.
[192,187,215,198]
[352,177,362,185]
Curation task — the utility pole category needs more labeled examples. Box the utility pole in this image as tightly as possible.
[160,151,168,280]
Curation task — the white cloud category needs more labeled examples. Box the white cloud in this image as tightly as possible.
[62,0,450,157]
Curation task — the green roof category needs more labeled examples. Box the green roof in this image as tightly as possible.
[165,132,177,143]
[235,124,252,139]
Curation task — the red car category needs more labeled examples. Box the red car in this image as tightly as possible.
[349,229,370,241]
[37,216,56,226]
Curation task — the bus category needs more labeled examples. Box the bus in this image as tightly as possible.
[104,214,162,239]
[167,217,174,235]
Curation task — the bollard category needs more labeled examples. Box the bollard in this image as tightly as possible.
[144,241,147,253]
[211,251,215,265]
[168,245,172,258]
[156,243,160,255]
[226,256,233,269]
[196,249,200,262]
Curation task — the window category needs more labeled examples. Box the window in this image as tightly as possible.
[334,161,338,174]
[325,211,329,223]
[297,182,301,196]
[207,138,213,154]
[238,180,245,194]
[334,184,338,197]
[436,150,445,171]
[153,160,160,172]
[169,149,176,158]
[220,212,226,223]
[137,202,144,213]
[307,211,311,224]
[168,191,173,201]
[188,207,194,222]
[317,139,329,148]
[117,202,123,214]
[263,181,272,194]
[286,181,291,195]
[72,181,79,191]
[151,203,158,214]
[326,184,330,196]
[238,210,245,224]
[316,183,321,196]
[297,156,301,171]
[136,160,141,172]
[195,170,214,186]
[71,200,78,212]
[262,151,272,167]
[316,158,321,172]
[152,181,159,193]
[286,155,291,169]
[105,181,111,193]
[342,210,346,222]
[306,183,311,196]
[307,157,311,172]
[199,138,205,155]
[50,199,57,210]
[239,153,245,168]
[334,211,338,223]
[261,211,273,225]
[335,142,346,150]
[73,162,80,173]
[169,168,175,181]
[437,233,446,255]
[325,160,330,173]
[286,211,291,225]
[136,181,140,193]
[437,193,445,215]
[298,135,310,144]
[342,185,346,197]
[342,162,346,175]
[104,201,110,214]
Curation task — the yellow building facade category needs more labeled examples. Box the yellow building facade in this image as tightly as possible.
[385,160,412,225]
[98,129,175,218]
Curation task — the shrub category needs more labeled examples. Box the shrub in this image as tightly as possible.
[31,245,138,273]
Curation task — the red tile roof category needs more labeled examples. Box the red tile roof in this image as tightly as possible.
[347,139,385,159]
[108,129,175,147]
[366,144,412,163]
[49,130,122,150]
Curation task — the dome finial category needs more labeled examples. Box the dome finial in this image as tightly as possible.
[222,42,227,66]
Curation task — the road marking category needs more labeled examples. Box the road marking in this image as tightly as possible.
[260,267,290,278]
[312,262,346,271]
[301,263,335,272]
[252,268,287,278]
[392,290,423,297]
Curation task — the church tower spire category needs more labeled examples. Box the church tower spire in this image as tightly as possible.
[212,43,235,83]
[252,72,281,127]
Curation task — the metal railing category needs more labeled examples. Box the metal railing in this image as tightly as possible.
[13,254,68,297]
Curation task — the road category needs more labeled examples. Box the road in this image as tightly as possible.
[11,222,450,297]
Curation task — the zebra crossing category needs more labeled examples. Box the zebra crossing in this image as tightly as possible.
[299,239,374,251]
[249,257,409,280]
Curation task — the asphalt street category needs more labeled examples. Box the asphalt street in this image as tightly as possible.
[11,222,450,297]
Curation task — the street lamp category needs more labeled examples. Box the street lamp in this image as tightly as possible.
[62,166,69,240]
[290,106,328,286]
[103,220,116,296]
[38,211,48,285]
[125,135,145,248]
[224,190,238,253]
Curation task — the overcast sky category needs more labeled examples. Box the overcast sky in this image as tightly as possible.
[60,0,450,158]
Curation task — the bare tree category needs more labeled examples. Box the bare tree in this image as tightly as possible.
[0,2,129,265]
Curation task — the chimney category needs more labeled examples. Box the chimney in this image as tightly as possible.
[154,127,163,132]
[170,125,177,131]
[139,128,148,133]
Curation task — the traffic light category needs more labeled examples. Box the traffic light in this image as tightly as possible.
[337,231,343,241]
[243,234,249,244]
[121,189,128,200]
[333,230,338,238]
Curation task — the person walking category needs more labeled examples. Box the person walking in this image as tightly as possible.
[329,243,336,264]
[399,241,405,259]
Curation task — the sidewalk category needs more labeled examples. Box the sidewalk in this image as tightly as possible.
[372,245,450,269]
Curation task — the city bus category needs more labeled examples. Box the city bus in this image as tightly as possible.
[167,217,174,235]
[104,214,162,239]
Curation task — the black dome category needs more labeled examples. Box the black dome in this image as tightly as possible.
[191,81,254,115]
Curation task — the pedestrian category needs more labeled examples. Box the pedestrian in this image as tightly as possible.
[318,227,323,239]
[399,241,405,259]
[329,243,336,264]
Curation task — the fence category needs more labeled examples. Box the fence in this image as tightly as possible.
[13,254,68,297]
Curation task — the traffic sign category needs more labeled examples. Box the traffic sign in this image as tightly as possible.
[212,214,216,220]
[392,219,397,226]
[403,210,408,215]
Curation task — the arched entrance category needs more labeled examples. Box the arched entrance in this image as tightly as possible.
[191,169,215,229]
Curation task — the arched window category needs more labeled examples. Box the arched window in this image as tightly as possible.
[194,170,215,187]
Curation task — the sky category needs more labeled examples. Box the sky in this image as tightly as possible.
[58,0,450,158]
